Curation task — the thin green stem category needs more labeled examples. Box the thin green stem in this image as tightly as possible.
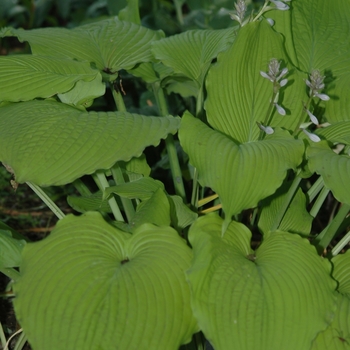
[309,186,330,218]
[152,82,187,201]
[270,176,302,232]
[315,203,350,255]
[332,230,350,256]
[306,176,325,202]
[72,178,92,197]
[0,267,20,281]
[111,163,135,222]
[93,172,124,222]
[13,331,27,350]
[259,90,277,140]
[0,322,6,349]
[293,97,312,135]
[252,0,269,22]
[26,182,65,219]
[190,167,199,208]
[111,81,127,112]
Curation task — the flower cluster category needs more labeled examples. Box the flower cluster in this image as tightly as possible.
[229,0,248,26]
[260,58,289,118]
[299,70,329,142]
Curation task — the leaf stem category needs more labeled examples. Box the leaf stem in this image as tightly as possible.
[92,171,124,222]
[0,267,20,281]
[110,163,135,222]
[26,182,65,220]
[152,82,187,201]
[315,203,350,254]
[331,230,350,256]
[270,176,302,231]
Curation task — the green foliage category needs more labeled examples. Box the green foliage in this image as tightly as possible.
[1,0,350,349]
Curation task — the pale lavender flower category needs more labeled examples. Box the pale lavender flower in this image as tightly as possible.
[266,18,275,26]
[301,128,321,142]
[306,70,330,101]
[270,0,290,10]
[306,109,319,125]
[230,0,247,26]
[274,103,286,115]
[257,122,274,134]
[260,58,288,86]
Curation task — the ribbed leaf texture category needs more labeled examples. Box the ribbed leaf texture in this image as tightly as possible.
[14,212,198,349]
[187,214,336,350]
[0,100,180,186]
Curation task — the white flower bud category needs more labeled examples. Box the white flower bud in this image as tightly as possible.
[266,18,275,26]
[279,78,288,87]
[315,93,330,101]
[274,103,286,116]
[257,123,274,134]
[306,109,319,125]
[302,128,321,142]
[270,0,290,10]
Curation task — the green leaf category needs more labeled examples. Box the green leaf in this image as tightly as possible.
[0,100,180,186]
[187,214,336,350]
[57,74,105,108]
[105,177,165,201]
[0,55,104,103]
[1,18,163,72]
[269,0,350,123]
[205,20,306,143]
[311,251,350,349]
[316,122,350,145]
[67,191,112,213]
[119,154,151,178]
[307,142,350,205]
[0,230,26,269]
[14,212,198,349]
[128,188,171,231]
[259,181,313,236]
[179,112,304,219]
[152,28,235,91]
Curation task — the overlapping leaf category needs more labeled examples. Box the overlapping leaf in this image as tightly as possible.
[14,212,198,349]
[179,112,304,220]
[316,122,350,145]
[307,142,350,205]
[269,0,350,123]
[0,230,26,269]
[205,20,306,143]
[0,55,104,103]
[259,181,313,236]
[311,251,350,349]
[0,100,180,186]
[1,18,163,72]
[152,28,235,90]
[187,214,336,350]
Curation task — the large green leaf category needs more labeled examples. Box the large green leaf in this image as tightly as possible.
[152,28,235,90]
[0,18,163,73]
[205,20,306,143]
[187,214,336,350]
[316,122,350,145]
[307,142,350,205]
[179,112,304,221]
[269,0,350,123]
[311,251,350,349]
[14,212,198,349]
[0,55,104,103]
[0,100,180,186]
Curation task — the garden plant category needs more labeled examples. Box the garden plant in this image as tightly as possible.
[1,0,350,349]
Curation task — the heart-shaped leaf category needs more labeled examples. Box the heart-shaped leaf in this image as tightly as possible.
[14,212,198,349]
[205,20,306,143]
[0,55,104,103]
[1,18,163,72]
[268,0,350,123]
[179,112,304,220]
[0,100,180,186]
[187,214,336,350]
[307,142,350,205]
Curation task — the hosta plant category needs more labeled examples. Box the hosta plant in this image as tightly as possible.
[1,0,350,349]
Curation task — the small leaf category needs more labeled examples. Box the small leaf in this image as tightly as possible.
[307,142,350,205]
[0,55,103,103]
[0,230,26,269]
